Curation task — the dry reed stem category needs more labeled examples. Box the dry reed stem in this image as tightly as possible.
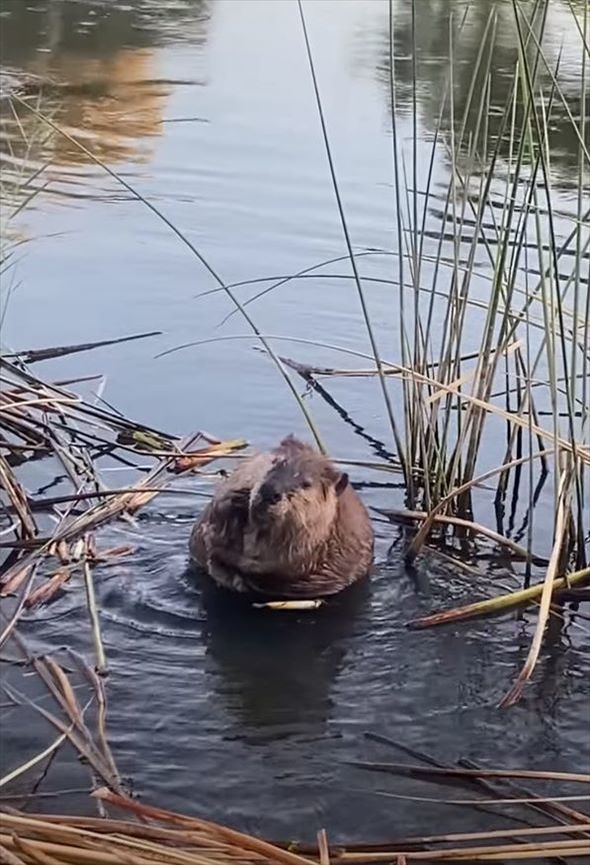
[407,565,590,629]
[31,660,88,741]
[82,549,106,675]
[1,566,33,598]
[317,831,330,865]
[404,449,554,562]
[0,731,68,790]
[0,455,36,539]
[338,840,590,860]
[0,844,27,865]
[499,463,573,707]
[24,571,71,609]
[4,332,162,365]
[278,340,519,381]
[280,353,590,465]
[379,507,547,563]
[92,788,315,865]
[66,652,119,785]
[12,835,68,865]
[1,397,80,412]
[326,822,590,853]
[346,761,590,784]
[0,565,37,649]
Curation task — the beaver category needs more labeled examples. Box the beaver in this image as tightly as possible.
[189,435,374,598]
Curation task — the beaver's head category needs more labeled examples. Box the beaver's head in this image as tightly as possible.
[248,437,348,542]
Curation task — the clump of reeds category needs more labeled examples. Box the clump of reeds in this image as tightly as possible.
[289,0,589,557]
[295,0,590,707]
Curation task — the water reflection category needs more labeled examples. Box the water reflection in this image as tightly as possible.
[0,0,212,66]
[200,579,370,740]
[0,0,212,168]
[369,0,588,186]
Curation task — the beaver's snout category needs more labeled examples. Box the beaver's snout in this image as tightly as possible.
[257,483,282,508]
[250,481,283,518]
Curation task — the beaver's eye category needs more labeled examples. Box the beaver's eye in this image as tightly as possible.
[301,479,312,489]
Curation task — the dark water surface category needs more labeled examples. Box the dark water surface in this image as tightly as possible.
[1,0,589,841]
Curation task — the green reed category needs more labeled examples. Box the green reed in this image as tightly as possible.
[375,0,589,574]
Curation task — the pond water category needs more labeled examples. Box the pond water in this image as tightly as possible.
[1,0,589,843]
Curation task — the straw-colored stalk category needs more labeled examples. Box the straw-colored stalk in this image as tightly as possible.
[1,804,590,864]
[499,461,573,707]
[407,565,590,630]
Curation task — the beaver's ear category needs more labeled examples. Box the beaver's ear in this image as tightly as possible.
[334,472,349,496]
[280,434,306,451]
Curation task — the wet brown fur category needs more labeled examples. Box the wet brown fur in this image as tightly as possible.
[189,435,374,597]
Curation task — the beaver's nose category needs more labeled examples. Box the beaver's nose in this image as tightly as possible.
[260,486,281,506]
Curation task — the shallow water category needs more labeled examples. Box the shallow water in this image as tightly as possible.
[1,0,589,841]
